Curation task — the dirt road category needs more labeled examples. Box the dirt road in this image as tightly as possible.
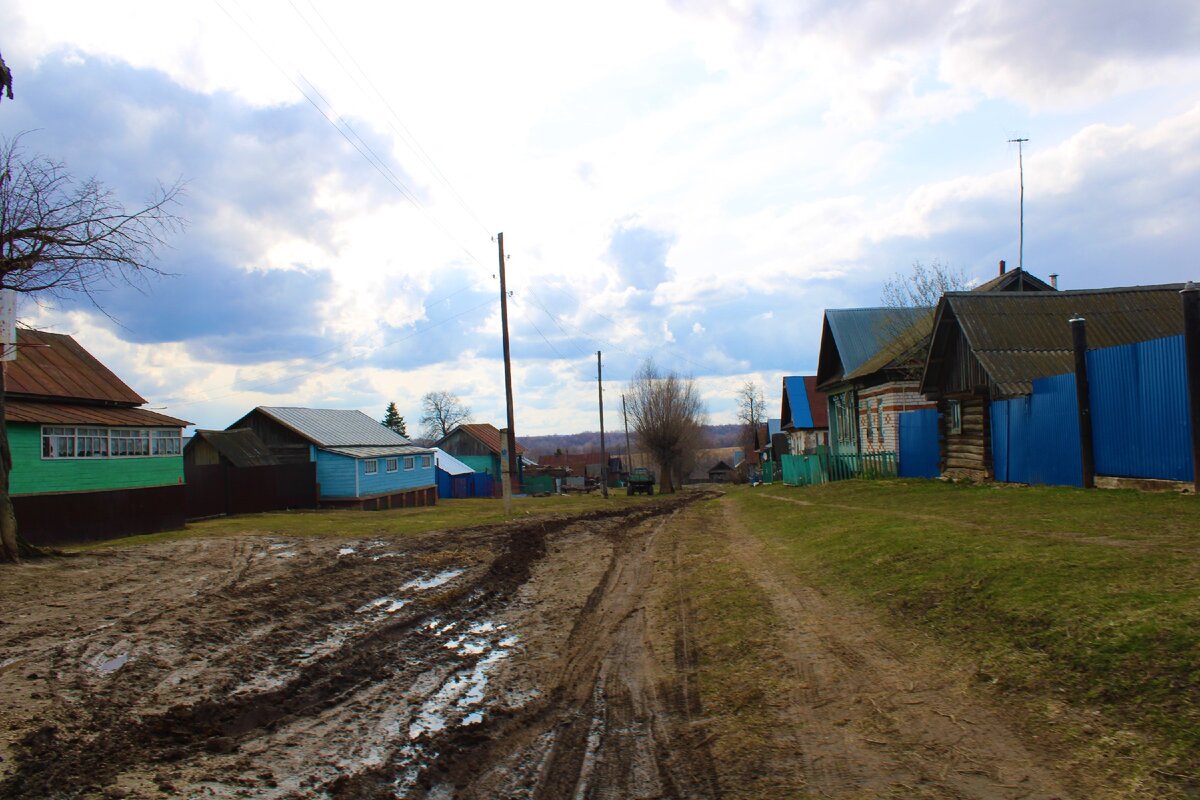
[0,492,1080,798]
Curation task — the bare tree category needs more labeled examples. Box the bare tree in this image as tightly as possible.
[736,380,765,454]
[0,135,184,563]
[419,390,471,441]
[878,259,968,380]
[625,360,705,493]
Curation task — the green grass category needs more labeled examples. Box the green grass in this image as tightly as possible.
[731,480,1200,786]
[70,492,653,550]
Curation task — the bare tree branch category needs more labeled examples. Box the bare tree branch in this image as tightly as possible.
[420,391,471,441]
[625,360,706,493]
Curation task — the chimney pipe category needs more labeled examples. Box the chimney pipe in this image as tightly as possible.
[1050,273,1058,289]
[999,259,1006,276]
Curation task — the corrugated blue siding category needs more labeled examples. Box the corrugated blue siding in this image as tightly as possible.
[1087,335,1192,482]
[991,374,1082,487]
[898,408,940,478]
[315,450,435,499]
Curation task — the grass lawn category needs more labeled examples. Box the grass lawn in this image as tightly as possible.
[728,480,1200,789]
[71,491,654,550]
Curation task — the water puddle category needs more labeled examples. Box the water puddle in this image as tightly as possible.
[338,546,357,556]
[402,569,463,592]
[97,653,128,673]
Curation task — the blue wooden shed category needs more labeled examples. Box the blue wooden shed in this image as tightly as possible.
[227,407,437,509]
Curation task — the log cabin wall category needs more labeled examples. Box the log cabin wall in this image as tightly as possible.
[940,394,991,480]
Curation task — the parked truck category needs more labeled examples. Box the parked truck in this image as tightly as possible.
[626,466,655,496]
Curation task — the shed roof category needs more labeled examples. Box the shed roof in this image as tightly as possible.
[188,429,279,467]
[5,400,189,427]
[439,422,527,456]
[321,444,433,459]
[6,328,147,405]
[920,283,1187,398]
[254,407,415,448]
[433,448,474,476]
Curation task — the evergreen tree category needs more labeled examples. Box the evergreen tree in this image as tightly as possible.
[383,402,407,437]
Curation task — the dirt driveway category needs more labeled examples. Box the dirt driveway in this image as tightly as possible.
[0,491,1079,798]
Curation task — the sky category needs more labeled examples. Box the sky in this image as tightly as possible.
[2,0,1199,436]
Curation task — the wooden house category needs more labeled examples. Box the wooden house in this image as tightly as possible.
[183,428,317,518]
[226,406,436,509]
[435,423,526,492]
[919,284,1186,480]
[815,306,936,458]
[5,328,189,545]
[779,376,829,454]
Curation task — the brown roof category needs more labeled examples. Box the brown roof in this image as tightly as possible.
[6,328,146,405]
[537,452,608,470]
[5,400,189,427]
[449,423,527,456]
[921,284,1187,398]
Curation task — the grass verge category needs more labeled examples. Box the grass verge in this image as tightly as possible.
[731,479,1200,795]
[70,492,654,550]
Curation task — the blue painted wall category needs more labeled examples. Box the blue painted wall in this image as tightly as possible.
[314,450,435,499]
[898,408,940,478]
[991,373,1082,487]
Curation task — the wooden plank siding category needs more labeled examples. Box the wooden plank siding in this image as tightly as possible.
[940,395,991,480]
[227,410,313,464]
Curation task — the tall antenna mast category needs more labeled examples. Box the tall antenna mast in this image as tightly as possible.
[1007,137,1029,270]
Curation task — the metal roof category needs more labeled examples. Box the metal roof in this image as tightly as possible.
[6,400,189,427]
[6,328,146,405]
[781,376,828,430]
[971,267,1056,293]
[321,444,433,460]
[922,284,1187,397]
[255,407,415,447]
[818,307,933,387]
[438,423,527,455]
[187,429,279,467]
[434,448,474,475]
[767,418,782,437]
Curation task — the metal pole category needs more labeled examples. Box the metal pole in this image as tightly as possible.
[1070,316,1095,489]
[1008,138,1028,270]
[597,351,608,498]
[497,233,518,494]
[622,393,633,477]
[1181,282,1200,494]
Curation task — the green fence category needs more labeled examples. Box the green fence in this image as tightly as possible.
[772,450,899,486]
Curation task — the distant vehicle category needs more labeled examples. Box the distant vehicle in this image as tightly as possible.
[627,467,655,496]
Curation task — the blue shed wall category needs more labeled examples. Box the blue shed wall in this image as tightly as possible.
[315,450,435,499]
[991,373,1082,487]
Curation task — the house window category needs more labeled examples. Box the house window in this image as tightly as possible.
[403,456,415,470]
[876,398,884,442]
[41,426,180,459]
[111,429,150,457]
[42,427,75,458]
[865,402,874,442]
[948,399,962,434]
[420,455,431,468]
[364,459,378,475]
[385,458,398,473]
[153,430,181,456]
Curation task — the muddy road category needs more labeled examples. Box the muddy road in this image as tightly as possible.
[0,491,1082,799]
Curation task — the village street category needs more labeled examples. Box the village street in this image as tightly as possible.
[0,490,1110,800]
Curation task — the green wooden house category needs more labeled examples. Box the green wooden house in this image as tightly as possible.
[6,328,190,545]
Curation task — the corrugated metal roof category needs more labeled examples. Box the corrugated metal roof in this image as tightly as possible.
[6,328,146,404]
[321,444,433,459]
[255,407,414,447]
[971,267,1056,293]
[5,400,189,427]
[767,418,782,437]
[930,284,1186,397]
[440,423,527,455]
[188,429,279,467]
[842,309,934,380]
[822,307,933,382]
[434,448,474,475]
[780,376,812,429]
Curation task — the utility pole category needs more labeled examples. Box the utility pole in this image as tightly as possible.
[1007,137,1029,271]
[497,233,518,494]
[597,351,608,498]
[622,393,633,475]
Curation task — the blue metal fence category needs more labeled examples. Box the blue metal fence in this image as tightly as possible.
[898,408,940,478]
[1087,335,1193,482]
[991,373,1083,487]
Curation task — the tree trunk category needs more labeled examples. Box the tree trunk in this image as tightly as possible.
[659,460,675,494]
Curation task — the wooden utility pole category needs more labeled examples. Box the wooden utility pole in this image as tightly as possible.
[622,393,633,474]
[597,351,608,498]
[1007,137,1029,270]
[497,233,518,493]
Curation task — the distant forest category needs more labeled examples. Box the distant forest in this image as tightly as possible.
[522,423,745,459]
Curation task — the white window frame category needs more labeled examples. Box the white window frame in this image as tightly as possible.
[364,459,379,475]
[420,454,431,469]
[40,426,181,460]
[876,398,885,442]
[947,399,962,435]
[403,456,415,470]
[385,458,398,473]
